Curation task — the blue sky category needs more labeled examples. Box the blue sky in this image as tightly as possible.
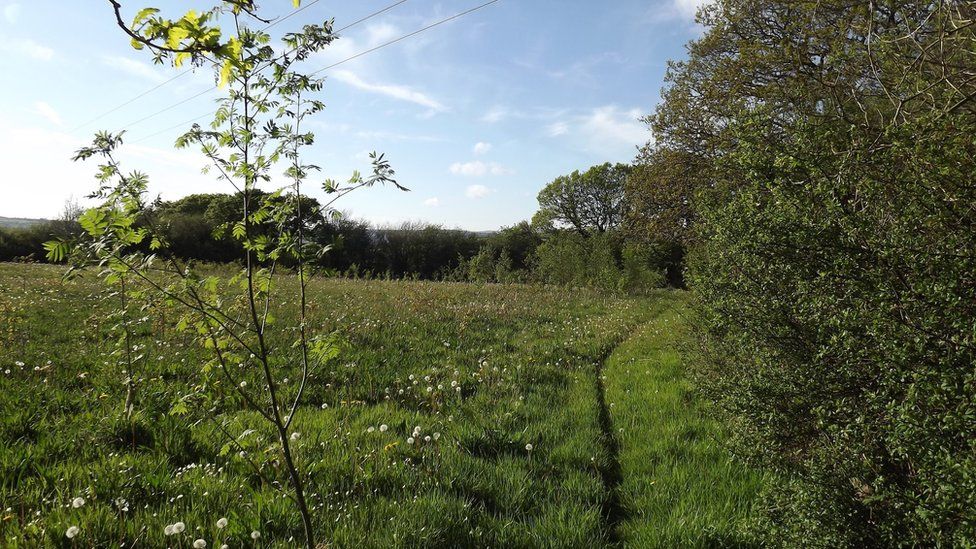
[0,0,704,230]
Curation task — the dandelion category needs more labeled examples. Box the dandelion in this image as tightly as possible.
[251,530,261,540]
[367,426,375,433]
[240,381,247,388]
[525,443,534,451]
[173,521,186,534]
[407,437,415,445]
[290,432,301,441]
[424,436,431,442]
[433,432,440,440]
[71,496,85,508]
[66,526,79,539]
[321,403,329,409]
[193,540,207,548]
[164,525,175,536]
[216,517,228,529]
[379,424,388,432]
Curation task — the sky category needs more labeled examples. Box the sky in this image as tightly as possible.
[0,0,706,231]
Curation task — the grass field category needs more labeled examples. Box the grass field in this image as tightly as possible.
[0,262,759,547]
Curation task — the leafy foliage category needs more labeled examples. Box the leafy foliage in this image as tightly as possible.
[631,0,976,544]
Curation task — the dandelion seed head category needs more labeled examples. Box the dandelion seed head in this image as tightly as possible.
[216,517,228,529]
[71,497,85,508]
[66,526,79,539]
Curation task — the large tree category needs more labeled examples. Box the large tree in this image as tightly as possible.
[533,162,629,236]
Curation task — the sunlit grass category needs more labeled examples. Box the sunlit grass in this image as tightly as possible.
[0,262,759,547]
[606,297,764,547]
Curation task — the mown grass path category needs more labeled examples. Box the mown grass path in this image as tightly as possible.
[601,294,762,547]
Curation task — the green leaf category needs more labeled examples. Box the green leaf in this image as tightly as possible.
[218,60,234,88]
[43,240,69,263]
[132,7,159,25]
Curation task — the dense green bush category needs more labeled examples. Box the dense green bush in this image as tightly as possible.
[632,0,976,544]
[532,231,665,294]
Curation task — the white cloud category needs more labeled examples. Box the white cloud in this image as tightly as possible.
[354,130,443,142]
[465,185,492,199]
[0,36,53,60]
[580,106,648,147]
[101,55,167,83]
[33,101,62,126]
[449,161,512,177]
[423,197,441,207]
[331,70,446,112]
[0,117,222,219]
[673,0,709,19]
[366,22,399,45]
[547,106,649,158]
[472,142,492,155]
[481,106,509,123]
[4,3,21,23]
[547,122,569,137]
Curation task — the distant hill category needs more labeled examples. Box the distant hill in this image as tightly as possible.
[0,216,49,230]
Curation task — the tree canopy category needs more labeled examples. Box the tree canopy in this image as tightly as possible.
[533,162,629,237]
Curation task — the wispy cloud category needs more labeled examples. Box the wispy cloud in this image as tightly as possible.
[450,161,512,177]
[423,197,441,207]
[481,106,510,123]
[673,0,710,19]
[472,142,492,155]
[33,101,62,126]
[354,129,444,143]
[465,185,492,199]
[332,70,446,112]
[547,105,649,158]
[547,122,569,137]
[0,36,53,60]
[4,3,21,24]
[101,55,167,83]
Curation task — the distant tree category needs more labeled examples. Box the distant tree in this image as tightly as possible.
[533,163,629,236]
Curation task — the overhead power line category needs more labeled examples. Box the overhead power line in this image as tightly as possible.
[73,0,342,132]
[311,0,499,76]
[125,0,499,142]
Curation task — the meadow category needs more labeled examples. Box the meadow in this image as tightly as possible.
[0,262,759,547]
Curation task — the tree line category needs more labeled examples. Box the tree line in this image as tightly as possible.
[2,162,684,292]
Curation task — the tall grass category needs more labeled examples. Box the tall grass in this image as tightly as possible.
[605,295,763,547]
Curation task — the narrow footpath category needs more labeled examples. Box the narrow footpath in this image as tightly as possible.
[596,293,762,547]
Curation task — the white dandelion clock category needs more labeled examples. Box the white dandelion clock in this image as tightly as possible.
[71,497,85,508]
[193,540,207,548]
[66,526,79,539]
[216,517,228,529]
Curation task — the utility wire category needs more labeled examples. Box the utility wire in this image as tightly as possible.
[311,0,499,76]
[72,0,327,132]
[117,0,415,133]
[124,0,498,141]
[130,112,214,144]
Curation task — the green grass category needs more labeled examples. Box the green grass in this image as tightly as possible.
[605,296,763,547]
[0,262,759,547]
